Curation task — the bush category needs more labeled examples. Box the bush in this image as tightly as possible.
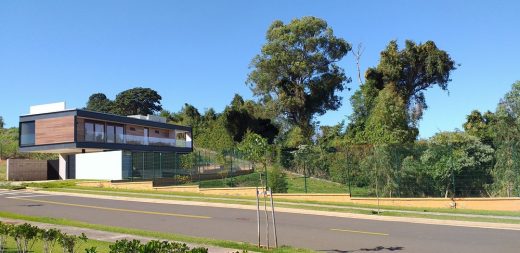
[0,222,13,253]
[39,228,61,253]
[9,223,40,253]
[58,232,88,253]
[268,166,288,193]
[109,239,208,253]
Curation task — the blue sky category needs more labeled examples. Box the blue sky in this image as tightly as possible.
[0,1,518,138]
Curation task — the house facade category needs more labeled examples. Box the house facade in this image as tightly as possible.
[19,102,193,180]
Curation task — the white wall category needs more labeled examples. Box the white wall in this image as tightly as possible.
[75,151,123,180]
[29,102,66,114]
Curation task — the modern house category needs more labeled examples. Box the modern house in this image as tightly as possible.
[18,102,193,180]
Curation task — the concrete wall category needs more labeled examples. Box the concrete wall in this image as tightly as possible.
[7,159,48,181]
[75,151,123,180]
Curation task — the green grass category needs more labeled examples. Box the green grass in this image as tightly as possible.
[3,236,111,253]
[0,211,313,253]
[197,169,360,194]
[199,171,262,188]
[41,186,520,224]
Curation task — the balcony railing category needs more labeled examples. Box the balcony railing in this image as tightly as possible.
[84,133,192,148]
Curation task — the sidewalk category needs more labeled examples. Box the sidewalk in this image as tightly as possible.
[36,189,520,231]
[0,217,243,253]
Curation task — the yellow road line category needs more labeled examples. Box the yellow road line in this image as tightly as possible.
[10,197,211,219]
[331,228,389,236]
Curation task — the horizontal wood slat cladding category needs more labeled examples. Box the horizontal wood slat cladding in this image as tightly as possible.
[35,116,75,145]
[150,128,170,138]
[126,124,144,136]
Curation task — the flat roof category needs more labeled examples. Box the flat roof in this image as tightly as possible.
[20,109,192,131]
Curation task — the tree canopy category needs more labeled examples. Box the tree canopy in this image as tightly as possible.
[85,93,114,113]
[347,40,456,143]
[112,87,163,116]
[247,16,351,140]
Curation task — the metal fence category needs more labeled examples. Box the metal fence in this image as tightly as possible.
[128,148,253,186]
[279,142,520,198]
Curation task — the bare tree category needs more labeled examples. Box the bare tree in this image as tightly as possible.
[352,43,365,86]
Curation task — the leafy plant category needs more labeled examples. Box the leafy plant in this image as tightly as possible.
[39,228,61,253]
[0,222,13,253]
[9,223,40,253]
[84,247,97,253]
[58,232,88,253]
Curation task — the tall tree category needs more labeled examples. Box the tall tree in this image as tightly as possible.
[247,16,351,141]
[463,110,496,145]
[347,40,456,143]
[364,84,418,144]
[112,87,163,116]
[85,93,114,113]
[0,116,4,129]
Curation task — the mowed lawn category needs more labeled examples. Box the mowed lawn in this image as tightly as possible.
[198,169,357,194]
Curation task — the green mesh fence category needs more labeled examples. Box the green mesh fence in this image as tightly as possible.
[279,142,520,198]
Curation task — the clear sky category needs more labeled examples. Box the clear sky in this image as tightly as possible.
[0,1,518,138]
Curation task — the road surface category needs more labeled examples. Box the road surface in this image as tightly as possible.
[0,190,518,252]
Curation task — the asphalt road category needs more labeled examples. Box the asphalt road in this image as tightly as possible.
[0,190,519,252]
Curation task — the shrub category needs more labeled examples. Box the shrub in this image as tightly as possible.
[268,166,288,193]
[39,228,61,253]
[9,223,40,253]
[0,222,13,253]
[58,232,88,253]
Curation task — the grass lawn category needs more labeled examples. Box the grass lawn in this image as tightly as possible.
[197,169,366,195]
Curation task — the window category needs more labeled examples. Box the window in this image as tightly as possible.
[85,122,95,142]
[20,121,35,146]
[106,125,115,143]
[115,126,124,143]
[94,123,105,142]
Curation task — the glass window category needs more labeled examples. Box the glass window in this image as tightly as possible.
[85,122,94,142]
[115,126,124,143]
[106,125,115,143]
[94,123,105,142]
[20,121,35,146]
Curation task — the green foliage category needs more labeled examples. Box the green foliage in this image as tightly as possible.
[85,93,114,113]
[108,239,207,253]
[58,232,88,253]
[0,116,4,129]
[347,40,456,143]
[223,106,279,144]
[248,16,351,140]
[463,110,496,145]
[268,166,288,193]
[363,84,418,144]
[9,223,39,253]
[421,131,494,197]
[238,132,269,166]
[0,222,13,253]
[39,228,60,253]
[112,87,163,116]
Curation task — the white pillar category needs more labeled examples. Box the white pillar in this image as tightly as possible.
[59,154,67,179]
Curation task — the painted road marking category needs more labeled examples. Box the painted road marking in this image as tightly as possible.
[10,197,212,219]
[331,228,389,236]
